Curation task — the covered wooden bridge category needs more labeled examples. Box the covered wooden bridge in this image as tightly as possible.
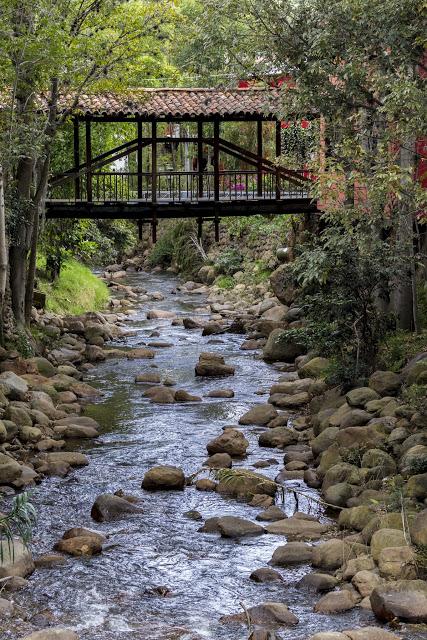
[47,88,318,240]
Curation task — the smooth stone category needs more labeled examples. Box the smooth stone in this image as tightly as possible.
[217,516,265,538]
[250,567,284,583]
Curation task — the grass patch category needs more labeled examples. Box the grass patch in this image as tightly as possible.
[39,259,109,315]
[215,275,234,290]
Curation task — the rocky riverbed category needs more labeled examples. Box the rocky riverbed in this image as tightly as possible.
[0,265,426,640]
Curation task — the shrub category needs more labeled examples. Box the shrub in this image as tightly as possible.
[283,221,401,386]
[215,275,234,289]
[148,221,203,276]
[214,248,243,275]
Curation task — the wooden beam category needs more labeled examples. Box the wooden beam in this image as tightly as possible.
[197,121,204,198]
[151,121,157,203]
[275,120,282,157]
[214,210,220,242]
[73,118,80,200]
[197,216,203,239]
[257,119,263,197]
[213,119,220,201]
[276,120,282,200]
[137,120,143,199]
[85,120,92,202]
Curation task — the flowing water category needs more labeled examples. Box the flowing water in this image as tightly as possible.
[10,271,424,640]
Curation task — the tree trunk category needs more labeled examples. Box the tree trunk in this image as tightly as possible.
[9,155,33,328]
[391,138,416,331]
[0,166,7,344]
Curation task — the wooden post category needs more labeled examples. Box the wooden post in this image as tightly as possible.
[257,119,263,198]
[213,119,220,201]
[85,119,92,202]
[151,121,158,242]
[137,119,143,199]
[275,120,282,200]
[151,120,157,203]
[275,119,282,157]
[73,118,80,200]
[197,120,204,198]
[138,219,143,240]
[214,211,220,242]
[197,216,203,239]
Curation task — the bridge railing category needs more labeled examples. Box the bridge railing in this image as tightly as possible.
[48,169,310,203]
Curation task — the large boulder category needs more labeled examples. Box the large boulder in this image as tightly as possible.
[314,590,357,614]
[377,546,417,580]
[258,427,298,448]
[410,509,427,546]
[54,536,102,557]
[265,516,330,541]
[216,469,277,500]
[311,427,339,457]
[217,516,264,538]
[338,506,376,531]
[0,538,34,578]
[298,357,330,379]
[221,601,298,627]
[346,387,380,408]
[270,542,313,566]
[195,352,235,377]
[207,428,249,457]
[270,263,296,305]
[0,371,28,399]
[370,580,427,623]
[368,371,401,396]
[322,463,362,491]
[370,529,408,561]
[312,539,353,570]
[399,445,427,476]
[91,493,143,522]
[352,570,383,598]
[20,630,79,640]
[141,465,185,491]
[263,329,305,363]
[0,452,22,484]
[239,404,278,425]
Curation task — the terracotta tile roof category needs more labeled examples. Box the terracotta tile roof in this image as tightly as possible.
[59,87,283,118]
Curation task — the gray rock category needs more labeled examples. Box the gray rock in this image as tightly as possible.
[217,516,264,538]
[91,493,143,522]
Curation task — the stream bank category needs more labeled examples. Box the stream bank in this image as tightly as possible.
[0,266,426,640]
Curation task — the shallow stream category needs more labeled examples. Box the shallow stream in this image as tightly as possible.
[10,271,424,640]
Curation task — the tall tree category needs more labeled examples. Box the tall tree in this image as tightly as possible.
[0,0,179,327]
[180,0,427,329]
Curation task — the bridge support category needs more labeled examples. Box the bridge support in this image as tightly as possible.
[214,212,220,242]
[138,219,143,240]
[197,216,203,240]
[73,118,80,200]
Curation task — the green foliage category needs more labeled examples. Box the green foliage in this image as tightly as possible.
[6,331,35,358]
[148,221,203,276]
[0,493,36,561]
[401,384,427,416]
[281,220,400,386]
[38,259,109,315]
[407,456,427,476]
[252,260,272,283]
[41,219,136,274]
[215,275,234,290]
[214,248,243,276]
[223,214,295,243]
[379,331,427,372]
